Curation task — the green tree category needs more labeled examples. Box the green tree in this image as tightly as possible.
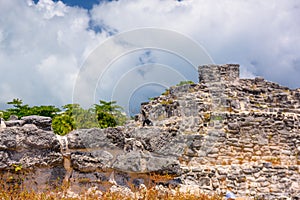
[2,98,60,120]
[52,114,75,136]
[94,100,127,128]
[96,111,117,128]
[5,98,30,118]
[30,105,60,118]
[1,99,127,135]
[52,104,98,135]
[68,104,98,129]
[52,104,78,135]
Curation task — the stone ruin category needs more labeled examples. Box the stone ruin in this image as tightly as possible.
[199,64,240,83]
[0,64,299,199]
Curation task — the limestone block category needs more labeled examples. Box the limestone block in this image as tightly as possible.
[0,125,63,170]
[21,115,52,131]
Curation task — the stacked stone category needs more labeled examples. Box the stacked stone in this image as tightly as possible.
[139,64,300,198]
[179,164,299,199]
[141,64,300,146]
[1,64,299,198]
[198,64,240,83]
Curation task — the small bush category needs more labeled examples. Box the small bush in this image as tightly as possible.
[161,99,173,105]
[162,89,170,96]
[176,80,194,86]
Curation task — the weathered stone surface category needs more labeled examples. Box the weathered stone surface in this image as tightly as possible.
[0,124,64,190]
[112,151,181,174]
[0,125,62,169]
[199,64,240,83]
[4,120,25,127]
[71,150,113,172]
[0,64,299,198]
[67,127,125,150]
[126,127,187,157]
[0,118,6,130]
[8,115,18,120]
[21,115,52,131]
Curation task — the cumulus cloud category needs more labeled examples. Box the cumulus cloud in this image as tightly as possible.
[0,0,299,111]
[0,0,106,108]
[91,0,300,87]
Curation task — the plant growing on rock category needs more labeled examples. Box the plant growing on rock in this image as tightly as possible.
[176,80,194,86]
[161,99,174,105]
[162,89,170,96]
[12,164,22,172]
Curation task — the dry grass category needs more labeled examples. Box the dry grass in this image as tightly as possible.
[0,187,223,200]
[0,185,223,200]
[0,177,223,200]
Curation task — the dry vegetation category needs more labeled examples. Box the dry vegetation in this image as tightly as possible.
[0,185,223,200]
[0,175,223,200]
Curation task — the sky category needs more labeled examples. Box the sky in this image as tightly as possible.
[0,0,299,115]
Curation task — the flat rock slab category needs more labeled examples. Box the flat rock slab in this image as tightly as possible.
[21,115,52,131]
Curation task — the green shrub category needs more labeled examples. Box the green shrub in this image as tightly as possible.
[1,98,60,120]
[162,89,170,96]
[1,99,127,135]
[176,80,194,86]
[52,114,75,136]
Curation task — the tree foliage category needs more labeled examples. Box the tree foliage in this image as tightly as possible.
[94,100,127,128]
[52,113,75,136]
[0,99,128,136]
[52,101,127,135]
[52,104,99,135]
[1,98,60,120]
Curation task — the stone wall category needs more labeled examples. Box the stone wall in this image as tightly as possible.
[139,64,300,198]
[180,164,300,199]
[0,64,299,199]
[198,64,240,83]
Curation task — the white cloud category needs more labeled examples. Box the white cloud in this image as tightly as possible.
[0,0,106,108]
[35,0,68,19]
[91,0,300,88]
[0,0,299,111]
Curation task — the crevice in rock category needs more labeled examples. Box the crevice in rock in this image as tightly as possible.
[56,135,73,183]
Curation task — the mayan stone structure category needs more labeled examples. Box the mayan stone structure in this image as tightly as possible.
[0,64,299,199]
[199,64,240,83]
[140,64,300,198]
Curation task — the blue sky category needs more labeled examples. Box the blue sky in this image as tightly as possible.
[33,0,102,9]
[0,0,299,114]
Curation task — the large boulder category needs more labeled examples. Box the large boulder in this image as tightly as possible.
[66,127,182,174]
[0,124,62,169]
[0,124,64,190]
[67,127,125,150]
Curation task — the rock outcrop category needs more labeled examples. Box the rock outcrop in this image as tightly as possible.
[4,115,52,131]
[0,64,299,199]
[0,124,64,191]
